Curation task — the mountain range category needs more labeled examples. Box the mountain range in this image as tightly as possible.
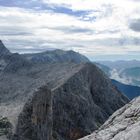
[94,63,140,100]
[120,67,140,87]
[97,60,140,87]
[98,60,140,70]
[0,41,129,140]
[22,49,89,64]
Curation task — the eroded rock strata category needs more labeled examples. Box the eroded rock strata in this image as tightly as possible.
[13,86,52,140]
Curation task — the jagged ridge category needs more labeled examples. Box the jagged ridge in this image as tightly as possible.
[22,49,90,63]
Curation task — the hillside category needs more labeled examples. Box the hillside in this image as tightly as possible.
[112,79,140,99]
[94,63,111,76]
[0,41,31,73]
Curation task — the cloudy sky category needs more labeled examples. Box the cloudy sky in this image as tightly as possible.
[0,0,140,60]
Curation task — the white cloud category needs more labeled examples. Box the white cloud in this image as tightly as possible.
[110,69,133,84]
[0,0,140,60]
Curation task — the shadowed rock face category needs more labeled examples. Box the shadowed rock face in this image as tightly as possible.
[52,63,129,140]
[79,96,140,140]
[0,41,10,57]
[12,86,53,140]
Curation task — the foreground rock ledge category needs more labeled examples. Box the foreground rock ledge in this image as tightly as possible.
[79,96,140,140]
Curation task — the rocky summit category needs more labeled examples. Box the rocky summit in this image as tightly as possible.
[0,40,10,57]
[0,41,31,73]
[0,41,129,140]
[79,96,140,140]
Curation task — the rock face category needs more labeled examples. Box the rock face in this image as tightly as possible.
[52,63,128,140]
[22,49,89,63]
[13,86,53,140]
[79,96,140,140]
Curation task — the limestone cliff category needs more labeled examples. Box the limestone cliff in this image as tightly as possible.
[79,96,140,140]
[13,86,52,140]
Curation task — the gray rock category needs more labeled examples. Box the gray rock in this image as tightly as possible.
[52,63,129,140]
[13,86,53,140]
[79,96,140,140]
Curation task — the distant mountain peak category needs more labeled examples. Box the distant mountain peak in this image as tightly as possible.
[23,49,90,63]
[0,40,11,56]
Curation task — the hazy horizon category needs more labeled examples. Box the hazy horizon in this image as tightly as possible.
[7,46,140,61]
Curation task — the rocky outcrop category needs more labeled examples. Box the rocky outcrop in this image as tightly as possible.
[79,96,140,140]
[13,86,53,140]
